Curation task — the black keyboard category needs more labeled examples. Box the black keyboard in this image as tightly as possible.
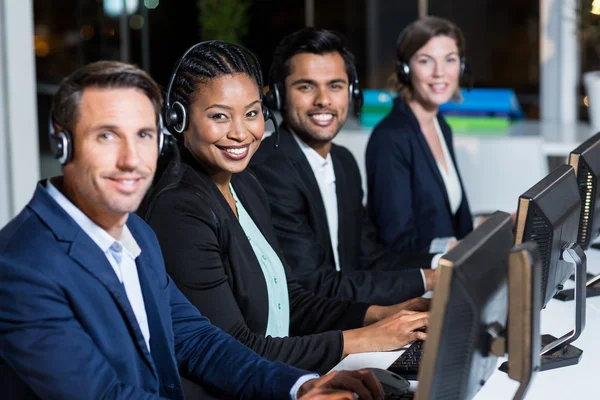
[388,340,423,380]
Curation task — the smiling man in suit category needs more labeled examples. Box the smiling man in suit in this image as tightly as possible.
[0,61,383,400]
[251,28,441,305]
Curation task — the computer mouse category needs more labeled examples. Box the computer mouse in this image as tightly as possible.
[365,367,411,395]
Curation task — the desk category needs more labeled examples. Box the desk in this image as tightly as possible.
[331,247,600,399]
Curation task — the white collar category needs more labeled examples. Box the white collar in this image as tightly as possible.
[46,179,141,258]
[292,132,333,167]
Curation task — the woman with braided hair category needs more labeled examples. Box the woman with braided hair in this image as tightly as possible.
[144,41,429,388]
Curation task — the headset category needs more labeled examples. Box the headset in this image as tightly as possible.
[263,54,364,117]
[48,109,168,166]
[164,40,279,148]
[396,56,467,86]
[394,28,472,91]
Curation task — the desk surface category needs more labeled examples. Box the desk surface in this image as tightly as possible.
[331,247,600,399]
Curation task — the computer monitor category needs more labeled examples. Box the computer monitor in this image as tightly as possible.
[569,132,600,250]
[514,164,583,306]
[415,211,539,400]
[503,242,542,400]
[513,164,586,370]
[566,132,600,298]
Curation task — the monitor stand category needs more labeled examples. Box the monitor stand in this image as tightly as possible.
[540,243,586,370]
[502,243,586,373]
[556,271,600,301]
[538,334,583,370]
[568,272,595,281]
[500,334,583,373]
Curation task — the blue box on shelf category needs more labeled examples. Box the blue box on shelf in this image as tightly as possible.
[359,88,524,132]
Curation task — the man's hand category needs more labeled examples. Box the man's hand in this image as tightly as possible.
[299,388,358,400]
[298,370,384,400]
[344,310,429,355]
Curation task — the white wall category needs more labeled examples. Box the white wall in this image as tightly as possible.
[539,0,579,131]
[0,0,39,227]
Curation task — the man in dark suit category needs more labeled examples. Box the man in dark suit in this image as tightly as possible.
[0,61,382,400]
[251,28,441,305]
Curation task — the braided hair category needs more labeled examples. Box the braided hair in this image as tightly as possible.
[169,41,263,139]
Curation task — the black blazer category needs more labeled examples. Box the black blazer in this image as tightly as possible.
[144,147,370,375]
[249,126,433,305]
[366,99,474,253]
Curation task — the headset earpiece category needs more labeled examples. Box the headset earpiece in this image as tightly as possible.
[264,108,280,148]
[50,130,73,165]
[396,56,467,86]
[347,63,363,117]
[48,112,73,165]
[166,101,187,134]
[352,80,364,116]
[261,103,272,122]
[157,113,171,156]
[396,61,411,85]
[264,84,282,111]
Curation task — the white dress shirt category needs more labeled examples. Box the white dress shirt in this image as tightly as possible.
[433,118,462,215]
[428,119,462,256]
[292,134,433,291]
[293,133,341,272]
[45,180,317,399]
[46,180,151,352]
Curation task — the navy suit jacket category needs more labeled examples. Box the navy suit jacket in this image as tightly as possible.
[250,126,433,304]
[0,181,306,400]
[366,99,473,253]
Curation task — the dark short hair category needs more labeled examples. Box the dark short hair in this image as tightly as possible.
[168,41,263,136]
[52,61,162,133]
[393,16,466,102]
[269,27,357,96]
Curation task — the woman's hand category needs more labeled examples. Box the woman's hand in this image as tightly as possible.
[364,297,431,325]
[343,310,429,356]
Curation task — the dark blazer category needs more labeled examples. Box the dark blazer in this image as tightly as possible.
[0,181,306,400]
[250,126,433,305]
[144,147,370,375]
[366,99,474,253]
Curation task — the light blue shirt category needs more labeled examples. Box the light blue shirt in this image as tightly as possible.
[46,180,151,351]
[231,184,290,338]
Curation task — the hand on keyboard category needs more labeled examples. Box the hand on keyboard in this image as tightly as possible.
[298,370,385,400]
[357,310,429,352]
[397,297,431,313]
